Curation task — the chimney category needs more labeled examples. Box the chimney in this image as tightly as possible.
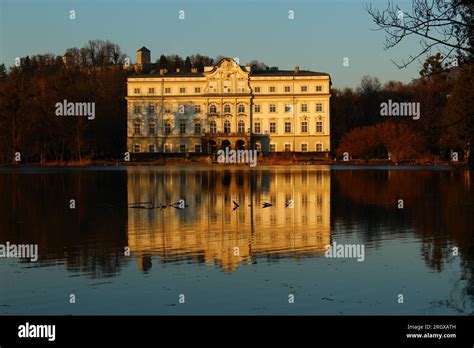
[191,67,198,73]
[294,66,300,74]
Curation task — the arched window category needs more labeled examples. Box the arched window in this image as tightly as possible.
[210,121,217,133]
[224,120,231,133]
[238,120,245,133]
[210,105,217,114]
[238,104,245,113]
[224,104,231,113]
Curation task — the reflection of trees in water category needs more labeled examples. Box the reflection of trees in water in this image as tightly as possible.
[334,169,473,311]
[334,170,432,205]
[0,171,129,278]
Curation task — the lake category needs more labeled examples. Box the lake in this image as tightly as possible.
[0,166,472,315]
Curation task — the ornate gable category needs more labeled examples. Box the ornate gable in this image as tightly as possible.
[204,58,250,94]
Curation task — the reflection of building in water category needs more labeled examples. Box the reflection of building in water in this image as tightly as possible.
[127,168,330,271]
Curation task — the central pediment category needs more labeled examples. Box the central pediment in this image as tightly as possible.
[205,58,249,76]
[203,58,251,94]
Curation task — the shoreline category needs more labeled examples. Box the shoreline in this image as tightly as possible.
[0,159,467,169]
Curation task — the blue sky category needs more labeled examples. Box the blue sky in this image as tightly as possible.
[0,0,424,88]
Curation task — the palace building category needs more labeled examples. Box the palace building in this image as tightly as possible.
[126,47,331,154]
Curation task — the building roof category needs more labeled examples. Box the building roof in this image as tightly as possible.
[137,46,150,52]
[251,69,329,77]
[129,71,205,78]
[129,69,329,79]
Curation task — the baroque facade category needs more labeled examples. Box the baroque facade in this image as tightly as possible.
[127,47,331,154]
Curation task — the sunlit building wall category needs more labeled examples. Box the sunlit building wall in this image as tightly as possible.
[126,48,331,155]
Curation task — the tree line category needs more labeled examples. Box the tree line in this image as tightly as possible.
[0,41,128,164]
[155,54,269,73]
[0,39,472,165]
[331,55,473,165]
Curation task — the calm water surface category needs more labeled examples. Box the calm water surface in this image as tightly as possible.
[0,166,472,315]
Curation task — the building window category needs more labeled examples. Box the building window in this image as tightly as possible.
[148,104,155,114]
[269,104,276,113]
[316,103,323,112]
[301,121,308,133]
[284,143,291,152]
[284,86,291,92]
[301,143,308,152]
[134,105,141,114]
[284,122,292,133]
[194,105,201,114]
[301,103,308,112]
[285,104,292,113]
[238,104,245,113]
[270,143,276,152]
[301,86,308,92]
[179,144,186,153]
[148,144,155,153]
[148,88,155,94]
[164,106,171,114]
[269,122,276,133]
[210,121,217,133]
[238,120,245,133]
[164,123,171,134]
[165,87,171,94]
[316,143,323,152]
[317,194,323,206]
[254,122,261,133]
[316,121,323,133]
[269,86,276,93]
[164,144,171,153]
[179,123,186,134]
[134,88,140,94]
[194,87,201,93]
[224,104,231,113]
[194,123,201,134]
[224,120,231,133]
[134,123,141,135]
[179,87,186,94]
[316,85,322,92]
[254,86,260,93]
[133,144,141,153]
[254,104,261,113]
[149,123,156,135]
[209,105,217,114]
[195,144,201,153]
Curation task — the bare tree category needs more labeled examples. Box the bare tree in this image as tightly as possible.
[247,60,269,71]
[366,0,474,68]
